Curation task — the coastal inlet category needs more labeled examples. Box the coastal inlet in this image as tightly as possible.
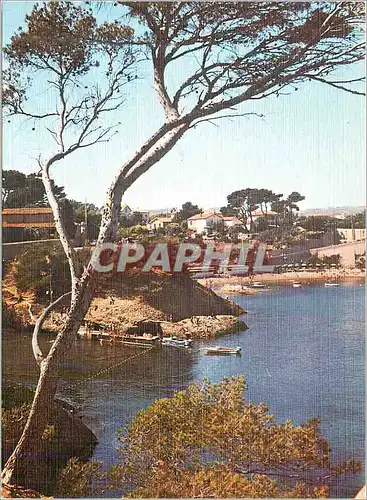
[2,273,364,498]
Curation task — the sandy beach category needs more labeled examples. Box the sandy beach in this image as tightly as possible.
[198,269,365,288]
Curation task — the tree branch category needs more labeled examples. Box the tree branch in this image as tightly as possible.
[32,292,71,366]
[5,108,59,120]
[90,122,191,253]
[189,112,264,129]
[306,75,365,95]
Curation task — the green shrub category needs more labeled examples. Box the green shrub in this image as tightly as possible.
[56,458,104,497]
[13,244,71,302]
[2,403,30,443]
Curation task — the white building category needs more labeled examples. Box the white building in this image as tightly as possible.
[337,228,366,243]
[187,212,223,233]
[147,216,173,231]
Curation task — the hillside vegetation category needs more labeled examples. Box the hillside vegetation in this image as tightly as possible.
[3,259,246,337]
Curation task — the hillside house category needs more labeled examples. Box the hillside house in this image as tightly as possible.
[187,210,279,234]
[187,212,225,234]
[147,216,173,231]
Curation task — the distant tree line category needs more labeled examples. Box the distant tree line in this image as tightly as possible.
[221,188,305,232]
[3,170,364,248]
[2,170,75,242]
[2,169,138,243]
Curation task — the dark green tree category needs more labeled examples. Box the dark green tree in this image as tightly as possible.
[165,222,186,239]
[251,189,283,230]
[58,199,76,240]
[228,224,243,243]
[350,211,366,229]
[220,205,236,217]
[2,171,65,208]
[225,189,259,232]
[173,202,202,223]
[70,201,102,241]
[286,191,306,224]
[271,199,288,228]
[2,170,27,206]
[322,254,341,268]
[119,211,144,229]
[355,253,365,270]
[253,189,283,216]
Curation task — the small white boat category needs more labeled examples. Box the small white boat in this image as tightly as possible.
[206,346,241,356]
[325,282,340,287]
[292,281,301,288]
[251,282,266,288]
[161,337,193,348]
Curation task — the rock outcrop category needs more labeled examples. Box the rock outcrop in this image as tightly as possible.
[4,269,247,339]
[160,315,248,339]
[2,385,97,495]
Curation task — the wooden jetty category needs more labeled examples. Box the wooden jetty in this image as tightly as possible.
[77,324,160,347]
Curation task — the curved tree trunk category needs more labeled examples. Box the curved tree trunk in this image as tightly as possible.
[2,365,58,489]
[2,274,94,489]
[2,122,190,490]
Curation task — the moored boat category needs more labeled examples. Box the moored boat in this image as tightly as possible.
[292,281,301,288]
[251,282,266,288]
[161,337,193,348]
[325,282,340,287]
[206,346,241,355]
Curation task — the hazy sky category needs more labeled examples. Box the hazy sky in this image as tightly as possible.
[3,1,366,211]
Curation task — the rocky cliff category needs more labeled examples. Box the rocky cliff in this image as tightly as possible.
[4,270,247,339]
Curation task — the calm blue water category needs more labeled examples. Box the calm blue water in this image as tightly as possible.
[3,283,365,497]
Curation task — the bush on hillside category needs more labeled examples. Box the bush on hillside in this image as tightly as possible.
[13,245,72,303]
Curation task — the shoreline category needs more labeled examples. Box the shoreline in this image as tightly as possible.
[198,270,365,288]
